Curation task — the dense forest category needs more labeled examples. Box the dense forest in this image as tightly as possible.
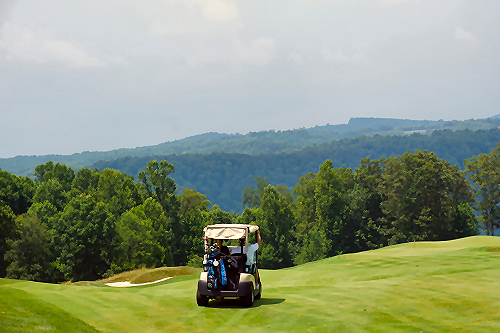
[1,116,499,176]
[2,143,499,284]
[92,128,500,212]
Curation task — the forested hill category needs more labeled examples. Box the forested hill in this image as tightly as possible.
[2,116,500,176]
[91,128,500,213]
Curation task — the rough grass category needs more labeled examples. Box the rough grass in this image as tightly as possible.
[98,266,202,284]
[67,266,202,286]
[2,235,500,332]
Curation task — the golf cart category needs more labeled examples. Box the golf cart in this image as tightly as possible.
[196,224,262,307]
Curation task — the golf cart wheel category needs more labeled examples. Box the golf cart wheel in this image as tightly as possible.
[242,285,254,307]
[255,282,262,300]
[196,290,209,307]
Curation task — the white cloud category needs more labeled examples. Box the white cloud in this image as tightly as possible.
[149,0,240,36]
[377,0,420,6]
[234,37,277,67]
[455,26,477,42]
[200,0,239,22]
[0,23,106,67]
[288,51,303,65]
[321,46,351,63]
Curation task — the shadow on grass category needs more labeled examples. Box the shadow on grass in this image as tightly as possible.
[207,297,285,309]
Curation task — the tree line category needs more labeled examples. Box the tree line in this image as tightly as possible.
[93,128,500,213]
[1,145,499,283]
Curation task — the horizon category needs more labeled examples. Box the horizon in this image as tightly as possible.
[1,113,496,160]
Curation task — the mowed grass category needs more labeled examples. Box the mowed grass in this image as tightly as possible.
[2,235,500,332]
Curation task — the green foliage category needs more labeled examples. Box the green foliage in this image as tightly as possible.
[115,198,173,271]
[0,134,494,282]
[0,203,16,276]
[93,168,143,217]
[242,176,270,208]
[34,161,75,192]
[187,254,203,268]
[465,144,500,235]
[138,160,177,217]
[380,150,475,243]
[0,169,35,215]
[258,186,294,269]
[179,188,211,264]
[5,214,53,282]
[292,225,328,265]
[33,178,67,211]
[27,201,59,228]
[315,160,349,256]
[90,128,500,213]
[52,195,115,281]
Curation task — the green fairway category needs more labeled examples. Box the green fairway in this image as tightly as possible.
[2,236,500,332]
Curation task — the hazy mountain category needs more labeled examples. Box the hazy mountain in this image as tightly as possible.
[1,115,499,177]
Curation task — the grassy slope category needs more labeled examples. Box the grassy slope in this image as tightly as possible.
[2,236,500,332]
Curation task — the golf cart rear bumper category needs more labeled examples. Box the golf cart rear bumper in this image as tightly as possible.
[197,280,253,298]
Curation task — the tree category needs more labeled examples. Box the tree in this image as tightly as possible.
[314,160,349,256]
[71,167,99,195]
[138,160,182,264]
[138,160,177,217]
[242,176,270,209]
[33,178,67,211]
[115,198,173,272]
[350,158,389,250]
[258,186,294,269]
[380,150,475,243]
[34,161,75,192]
[292,225,328,265]
[27,201,59,229]
[95,169,143,217]
[5,214,53,282]
[52,195,115,282]
[291,173,328,264]
[0,203,16,276]
[0,169,35,215]
[178,188,210,265]
[465,144,500,235]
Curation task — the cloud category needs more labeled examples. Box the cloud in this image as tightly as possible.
[321,46,367,63]
[234,37,277,67]
[288,51,303,65]
[149,0,240,36]
[0,0,16,24]
[200,0,239,22]
[377,0,420,6]
[455,26,477,42]
[321,47,350,63]
[0,23,106,67]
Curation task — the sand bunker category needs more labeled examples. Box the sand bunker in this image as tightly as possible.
[105,277,172,287]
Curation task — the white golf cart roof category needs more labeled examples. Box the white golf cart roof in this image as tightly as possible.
[204,224,259,240]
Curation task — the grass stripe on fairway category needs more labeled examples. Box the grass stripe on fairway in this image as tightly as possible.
[0,284,99,332]
[2,235,500,332]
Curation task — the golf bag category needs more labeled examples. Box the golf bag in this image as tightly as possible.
[204,244,228,290]
[205,247,219,290]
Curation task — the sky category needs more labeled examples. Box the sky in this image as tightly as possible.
[0,0,499,158]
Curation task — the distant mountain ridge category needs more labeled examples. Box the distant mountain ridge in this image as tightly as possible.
[92,127,500,213]
[1,115,499,176]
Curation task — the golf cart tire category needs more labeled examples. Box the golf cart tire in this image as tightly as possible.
[255,282,262,300]
[242,284,254,307]
[196,289,209,307]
